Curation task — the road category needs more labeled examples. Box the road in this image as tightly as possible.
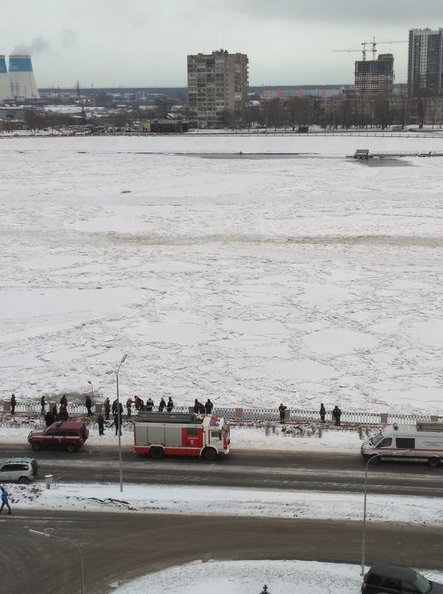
[3,509,443,594]
[1,444,442,593]
[1,444,442,497]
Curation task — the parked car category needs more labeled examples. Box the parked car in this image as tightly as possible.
[0,457,38,484]
[28,421,89,452]
[362,564,443,593]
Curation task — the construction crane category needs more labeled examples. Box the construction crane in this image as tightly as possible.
[368,38,407,60]
[332,38,407,61]
[332,41,370,61]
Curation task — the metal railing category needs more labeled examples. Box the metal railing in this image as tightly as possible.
[1,401,440,428]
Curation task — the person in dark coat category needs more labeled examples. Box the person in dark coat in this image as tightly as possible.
[158,397,166,412]
[104,398,111,421]
[44,409,54,428]
[146,398,154,411]
[204,399,213,415]
[10,394,16,415]
[59,402,69,421]
[60,395,67,406]
[193,399,201,414]
[111,399,118,416]
[320,403,326,423]
[278,403,287,423]
[85,396,93,416]
[134,396,144,411]
[166,397,174,412]
[114,403,123,436]
[332,405,342,426]
[97,414,105,436]
[51,404,58,421]
[40,396,46,416]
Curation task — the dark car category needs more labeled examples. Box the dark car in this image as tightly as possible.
[362,565,443,594]
[28,421,89,452]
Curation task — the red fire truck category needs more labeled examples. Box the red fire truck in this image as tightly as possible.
[133,412,230,461]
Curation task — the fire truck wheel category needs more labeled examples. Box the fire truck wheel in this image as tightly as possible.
[150,447,164,460]
[202,448,217,462]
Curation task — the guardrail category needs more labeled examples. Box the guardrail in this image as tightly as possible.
[1,401,440,428]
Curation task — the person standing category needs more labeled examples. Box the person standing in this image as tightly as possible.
[0,486,11,515]
[146,397,154,411]
[97,414,105,436]
[85,395,93,416]
[158,397,166,412]
[104,397,111,421]
[59,402,68,421]
[332,405,342,427]
[40,395,46,416]
[10,394,16,415]
[126,398,132,417]
[193,399,201,414]
[278,403,287,424]
[44,409,54,428]
[60,395,68,407]
[166,397,174,412]
[320,403,326,423]
[204,399,213,415]
[114,403,123,436]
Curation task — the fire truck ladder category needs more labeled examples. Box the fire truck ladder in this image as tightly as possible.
[136,412,204,424]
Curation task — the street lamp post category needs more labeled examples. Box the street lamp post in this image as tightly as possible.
[361,453,384,576]
[115,353,127,493]
[29,529,85,594]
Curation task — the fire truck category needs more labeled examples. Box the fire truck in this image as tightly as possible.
[133,412,230,461]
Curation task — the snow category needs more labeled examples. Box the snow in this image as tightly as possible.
[1,133,443,591]
[1,134,443,414]
[111,560,443,594]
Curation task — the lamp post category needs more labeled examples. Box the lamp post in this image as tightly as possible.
[29,529,85,594]
[115,353,127,493]
[87,380,93,400]
[361,453,384,576]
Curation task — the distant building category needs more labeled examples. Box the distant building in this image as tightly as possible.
[0,54,39,101]
[8,55,39,100]
[354,54,394,96]
[187,49,249,127]
[408,28,443,97]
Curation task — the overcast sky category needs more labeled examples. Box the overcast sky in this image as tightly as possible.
[1,0,443,89]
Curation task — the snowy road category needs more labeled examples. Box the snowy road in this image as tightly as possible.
[6,509,443,594]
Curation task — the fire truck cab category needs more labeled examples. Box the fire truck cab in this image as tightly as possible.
[133,412,230,461]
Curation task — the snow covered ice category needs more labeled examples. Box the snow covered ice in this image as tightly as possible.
[1,133,443,414]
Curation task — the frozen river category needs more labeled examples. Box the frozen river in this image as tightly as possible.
[1,133,442,414]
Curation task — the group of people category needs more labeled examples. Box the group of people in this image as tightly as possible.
[193,399,214,415]
[278,402,342,426]
[43,395,69,427]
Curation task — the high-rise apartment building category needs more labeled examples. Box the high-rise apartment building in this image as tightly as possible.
[187,50,249,127]
[354,53,394,95]
[408,28,443,96]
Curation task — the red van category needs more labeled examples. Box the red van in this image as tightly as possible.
[28,421,89,452]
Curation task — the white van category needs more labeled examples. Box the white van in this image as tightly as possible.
[361,422,443,467]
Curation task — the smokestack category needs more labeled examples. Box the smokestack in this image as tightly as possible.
[0,55,11,101]
[8,54,39,100]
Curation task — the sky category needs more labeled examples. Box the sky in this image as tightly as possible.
[1,0,443,88]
